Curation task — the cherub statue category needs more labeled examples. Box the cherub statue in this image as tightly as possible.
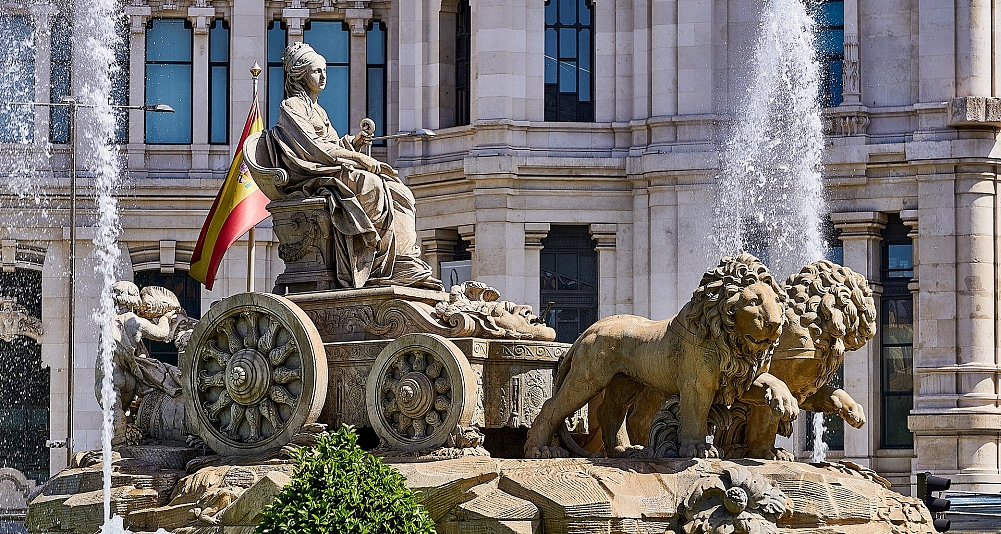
[98,281,187,445]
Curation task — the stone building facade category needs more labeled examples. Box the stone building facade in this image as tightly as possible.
[0,0,999,498]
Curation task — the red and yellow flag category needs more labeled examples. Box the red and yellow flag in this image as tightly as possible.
[190,93,270,290]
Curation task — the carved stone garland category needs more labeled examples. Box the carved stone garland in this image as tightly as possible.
[181,293,327,456]
[366,333,477,451]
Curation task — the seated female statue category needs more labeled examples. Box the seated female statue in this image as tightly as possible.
[269,42,442,290]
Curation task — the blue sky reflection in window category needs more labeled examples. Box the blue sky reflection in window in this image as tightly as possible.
[304,21,350,137]
[146,19,193,144]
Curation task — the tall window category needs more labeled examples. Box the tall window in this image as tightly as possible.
[0,15,35,143]
[209,20,229,144]
[0,269,49,484]
[145,19,193,144]
[50,15,71,143]
[813,0,844,107]
[112,15,130,143]
[366,21,386,144]
[540,226,598,343]
[267,20,287,128]
[455,0,471,126]
[304,21,350,136]
[133,271,201,367]
[880,215,913,448]
[544,0,593,122]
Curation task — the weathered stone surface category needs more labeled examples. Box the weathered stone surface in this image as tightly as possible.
[392,457,500,521]
[217,471,291,526]
[119,445,199,471]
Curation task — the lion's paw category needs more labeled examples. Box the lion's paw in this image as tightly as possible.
[525,446,570,459]
[609,445,650,459]
[747,446,794,461]
[680,441,719,459]
[839,402,866,428]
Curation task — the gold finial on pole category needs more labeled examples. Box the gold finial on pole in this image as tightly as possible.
[247,61,263,293]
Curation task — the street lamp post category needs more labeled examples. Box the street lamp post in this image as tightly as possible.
[2,97,172,464]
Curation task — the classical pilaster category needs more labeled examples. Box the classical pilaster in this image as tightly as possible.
[231,0,266,154]
[831,211,886,467]
[676,0,713,114]
[524,223,550,313]
[418,228,458,280]
[458,224,476,280]
[345,7,372,133]
[126,5,151,176]
[650,0,678,117]
[841,0,860,105]
[188,6,214,175]
[589,224,617,320]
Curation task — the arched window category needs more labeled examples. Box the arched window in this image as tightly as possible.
[544,0,593,122]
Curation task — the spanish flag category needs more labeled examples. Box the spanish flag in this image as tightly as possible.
[190,93,270,290]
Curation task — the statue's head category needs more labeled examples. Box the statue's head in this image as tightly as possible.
[282,42,326,99]
[111,281,141,311]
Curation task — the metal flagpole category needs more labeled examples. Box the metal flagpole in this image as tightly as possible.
[247,62,262,293]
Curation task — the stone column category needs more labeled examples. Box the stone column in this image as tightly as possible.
[345,8,372,133]
[126,5,151,177]
[831,211,886,467]
[231,0,267,155]
[418,228,458,280]
[458,224,476,279]
[955,0,992,97]
[188,6,213,175]
[677,0,713,115]
[917,0,956,102]
[524,223,550,313]
[589,224,617,320]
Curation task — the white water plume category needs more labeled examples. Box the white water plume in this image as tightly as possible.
[72,1,127,529]
[713,0,827,280]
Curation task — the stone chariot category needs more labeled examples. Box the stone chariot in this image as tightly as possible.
[178,132,568,457]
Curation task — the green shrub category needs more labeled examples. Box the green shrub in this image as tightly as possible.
[256,425,436,534]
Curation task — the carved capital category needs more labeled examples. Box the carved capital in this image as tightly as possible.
[589,223,617,250]
[344,8,373,36]
[830,211,887,241]
[524,223,550,250]
[187,6,215,35]
[125,5,152,35]
[282,8,311,37]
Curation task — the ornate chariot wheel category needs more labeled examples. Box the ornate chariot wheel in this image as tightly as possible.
[366,333,477,451]
[181,292,327,456]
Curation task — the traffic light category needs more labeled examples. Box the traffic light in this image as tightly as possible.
[917,471,952,532]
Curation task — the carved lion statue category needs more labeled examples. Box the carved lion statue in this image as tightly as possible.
[646,260,877,460]
[524,253,799,459]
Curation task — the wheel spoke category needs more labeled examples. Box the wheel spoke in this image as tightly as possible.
[241,311,260,349]
[197,370,226,392]
[269,384,298,408]
[218,318,242,355]
[204,391,233,422]
[258,397,282,432]
[272,366,301,384]
[245,405,261,441]
[201,340,231,367]
[268,339,297,366]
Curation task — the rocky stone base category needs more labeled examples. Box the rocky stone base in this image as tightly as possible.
[27,447,937,534]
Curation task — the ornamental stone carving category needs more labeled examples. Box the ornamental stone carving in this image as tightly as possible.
[0,296,42,342]
[682,466,788,534]
[433,281,556,341]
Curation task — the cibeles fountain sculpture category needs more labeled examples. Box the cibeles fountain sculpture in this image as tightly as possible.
[28,43,939,534]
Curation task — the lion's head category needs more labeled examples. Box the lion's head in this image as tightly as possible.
[684,252,788,405]
[779,260,876,390]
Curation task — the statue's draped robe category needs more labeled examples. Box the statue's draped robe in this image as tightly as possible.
[270,96,439,289]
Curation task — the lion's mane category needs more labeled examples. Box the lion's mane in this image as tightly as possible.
[682,252,788,406]
[784,260,876,390]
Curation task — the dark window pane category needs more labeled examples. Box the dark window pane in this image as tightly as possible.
[559,0,576,25]
[882,346,913,391]
[268,65,284,128]
[578,0,591,25]
[826,60,844,107]
[367,22,385,62]
[579,29,591,70]
[558,61,577,92]
[816,29,844,54]
[112,18,130,143]
[827,245,843,265]
[882,395,913,448]
[209,21,229,62]
[818,1,844,27]
[887,244,913,271]
[367,68,385,137]
[145,63,192,143]
[556,253,578,279]
[268,21,285,62]
[559,28,577,59]
[545,0,557,25]
[210,65,228,144]
[318,64,350,136]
